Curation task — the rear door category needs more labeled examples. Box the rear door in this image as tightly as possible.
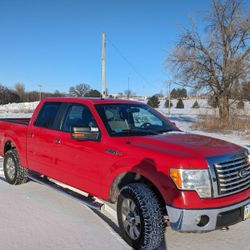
[26,102,65,178]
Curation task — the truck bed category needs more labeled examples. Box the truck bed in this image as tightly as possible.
[0,118,30,163]
[0,118,31,125]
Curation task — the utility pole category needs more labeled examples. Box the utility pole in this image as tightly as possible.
[168,81,171,115]
[127,77,130,99]
[102,32,106,98]
[38,84,42,100]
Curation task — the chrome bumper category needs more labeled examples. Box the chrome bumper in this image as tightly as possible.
[166,198,250,232]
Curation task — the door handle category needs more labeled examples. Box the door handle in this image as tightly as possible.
[27,133,34,138]
[53,139,61,144]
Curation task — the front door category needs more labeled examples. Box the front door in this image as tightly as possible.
[51,103,108,196]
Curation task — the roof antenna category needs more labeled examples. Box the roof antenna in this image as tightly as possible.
[102,32,107,99]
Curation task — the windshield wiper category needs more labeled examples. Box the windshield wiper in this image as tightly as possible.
[111,129,157,136]
[111,128,180,136]
[130,129,160,135]
[155,129,178,134]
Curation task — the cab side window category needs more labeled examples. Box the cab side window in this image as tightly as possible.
[62,104,97,132]
[34,102,62,129]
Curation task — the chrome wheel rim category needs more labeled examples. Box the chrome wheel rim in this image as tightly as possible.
[121,198,141,240]
[6,157,16,180]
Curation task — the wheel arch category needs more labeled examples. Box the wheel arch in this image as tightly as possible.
[4,140,16,155]
[109,171,166,214]
[3,138,27,166]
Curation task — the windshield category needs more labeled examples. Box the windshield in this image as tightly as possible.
[95,103,179,136]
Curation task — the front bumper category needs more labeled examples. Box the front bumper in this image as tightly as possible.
[166,198,250,232]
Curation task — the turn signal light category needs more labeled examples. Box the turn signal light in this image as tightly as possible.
[170,169,182,189]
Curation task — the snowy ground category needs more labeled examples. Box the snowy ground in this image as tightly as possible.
[0,163,129,250]
[0,160,249,250]
[0,100,249,250]
[157,98,250,150]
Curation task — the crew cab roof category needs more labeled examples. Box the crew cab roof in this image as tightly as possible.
[40,97,143,105]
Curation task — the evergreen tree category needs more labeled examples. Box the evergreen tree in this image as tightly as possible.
[170,88,177,99]
[170,88,187,99]
[192,100,200,108]
[176,99,184,109]
[164,99,173,108]
[180,88,187,98]
[147,95,160,108]
[84,89,102,97]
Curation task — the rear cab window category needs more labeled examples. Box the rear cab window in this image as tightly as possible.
[34,102,62,129]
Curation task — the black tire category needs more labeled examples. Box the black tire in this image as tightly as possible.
[3,149,28,185]
[117,183,164,250]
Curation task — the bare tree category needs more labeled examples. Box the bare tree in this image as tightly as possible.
[69,83,91,97]
[242,82,250,100]
[0,84,20,104]
[15,83,26,102]
[124,89,135,99]
[169,0,250,121]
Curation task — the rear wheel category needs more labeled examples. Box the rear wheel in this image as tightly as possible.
[4,149,28,185]
[117,183,164,250]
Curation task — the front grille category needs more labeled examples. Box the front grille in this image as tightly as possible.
[213,153,250,196]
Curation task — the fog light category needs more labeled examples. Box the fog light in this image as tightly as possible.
[196,215,209,227]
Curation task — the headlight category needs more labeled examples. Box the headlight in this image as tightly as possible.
[170,169,211,198]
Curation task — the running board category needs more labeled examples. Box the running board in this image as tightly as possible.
[28,172,104,211]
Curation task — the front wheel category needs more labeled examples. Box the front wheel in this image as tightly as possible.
[3,149,28,185]
[117,183,164,250]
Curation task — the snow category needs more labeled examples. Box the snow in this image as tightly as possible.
[0,166,129,250]
[0,100,249,249]
[156,98,250,150]
[0,101,38,117]
[0,160,249,250]
[161,111,250,149]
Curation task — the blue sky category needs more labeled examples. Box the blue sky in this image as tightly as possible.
[1,0,214,96]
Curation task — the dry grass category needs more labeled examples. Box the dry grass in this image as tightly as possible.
[193,114,250,134]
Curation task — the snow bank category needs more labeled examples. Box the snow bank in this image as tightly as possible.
[0,101,39,114]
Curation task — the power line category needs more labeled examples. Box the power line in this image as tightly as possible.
[106,35,152,87]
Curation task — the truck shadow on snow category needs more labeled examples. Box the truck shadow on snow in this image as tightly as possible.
[92,208,168,250]
[0,176,6,182]
[0,158,172,249]
[90,157,179,250]
[0,162,5,182]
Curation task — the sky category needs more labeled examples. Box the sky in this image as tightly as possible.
[0,0,221,96]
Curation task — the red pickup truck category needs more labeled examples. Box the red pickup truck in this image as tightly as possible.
[0,97,249,249]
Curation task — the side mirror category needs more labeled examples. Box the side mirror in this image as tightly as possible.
[71,127,100,141]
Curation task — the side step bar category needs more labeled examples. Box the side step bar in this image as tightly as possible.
[28,172,104,211]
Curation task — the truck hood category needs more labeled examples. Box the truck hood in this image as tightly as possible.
[129,132,243,158]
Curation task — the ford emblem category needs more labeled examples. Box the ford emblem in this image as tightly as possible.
[239,169,248,178]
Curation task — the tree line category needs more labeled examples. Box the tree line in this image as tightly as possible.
[0,83,66,105]
[0,81,141,105]
[0,83,103,105]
